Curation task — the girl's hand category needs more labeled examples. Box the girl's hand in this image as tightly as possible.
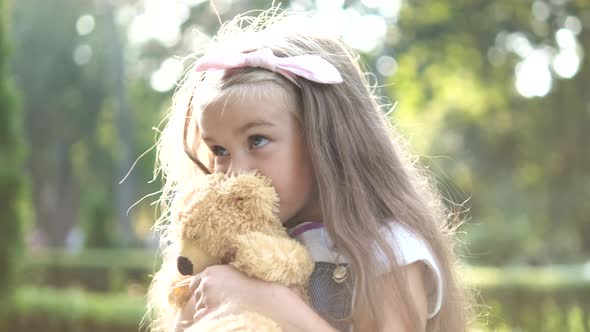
[190,264,262,321]
[172,292,197,332]
[174,264,337,332]
[172,265,250,331]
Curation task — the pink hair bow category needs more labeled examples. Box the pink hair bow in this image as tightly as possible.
[194,48,343,85]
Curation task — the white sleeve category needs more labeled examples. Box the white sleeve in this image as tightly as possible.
[374,223,443,319]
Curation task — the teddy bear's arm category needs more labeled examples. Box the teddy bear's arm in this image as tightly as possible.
[230,232,315,288]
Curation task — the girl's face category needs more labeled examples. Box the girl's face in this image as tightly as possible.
[197,85,320,225]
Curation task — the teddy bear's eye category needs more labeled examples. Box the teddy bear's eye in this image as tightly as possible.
[177,256,194,276]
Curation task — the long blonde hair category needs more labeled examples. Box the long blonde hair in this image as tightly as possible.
[147,8,471,332]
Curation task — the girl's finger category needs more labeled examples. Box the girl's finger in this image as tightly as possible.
[189,273,201,293]
[193,307,209,322]
[193,289,204,308]
[175,295,197,329]
[173,277,192,288]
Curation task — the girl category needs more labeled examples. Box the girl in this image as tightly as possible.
[147,8,471,332]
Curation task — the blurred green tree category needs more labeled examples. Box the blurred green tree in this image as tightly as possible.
[11,0,99,246]
[10,0,140,247]
[391,0,590,264]
[0,0,25,321]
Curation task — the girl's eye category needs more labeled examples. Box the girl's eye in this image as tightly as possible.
[211,145,228,156]
[249,135,269,149]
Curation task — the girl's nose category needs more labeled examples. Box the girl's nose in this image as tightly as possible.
[226,156,252,176]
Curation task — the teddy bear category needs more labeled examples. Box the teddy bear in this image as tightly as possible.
[167,172,315,331]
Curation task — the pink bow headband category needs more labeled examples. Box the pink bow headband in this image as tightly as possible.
[194,48,343,86]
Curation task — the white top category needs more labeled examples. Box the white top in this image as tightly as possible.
[290,222,443,319]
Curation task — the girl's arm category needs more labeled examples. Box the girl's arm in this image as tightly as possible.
[264,283,339,332]
[264,262,429,332]
[173,263,427,332]
[355,261,429,331]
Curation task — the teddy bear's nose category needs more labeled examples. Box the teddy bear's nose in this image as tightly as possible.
[177,256,194,276]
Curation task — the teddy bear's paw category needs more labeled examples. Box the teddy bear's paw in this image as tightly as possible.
[185,311,282,332]
[231,232,315,287]
[168,277,192,309]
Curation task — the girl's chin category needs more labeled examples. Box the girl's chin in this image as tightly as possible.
[282,216,306,229]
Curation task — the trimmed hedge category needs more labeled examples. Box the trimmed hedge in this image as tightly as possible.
[5,282,590,332]
[466,264,590,290]
[19,250,590,331]
[4,287,146,332]
[466,264,590,331]
[22,249,159,292]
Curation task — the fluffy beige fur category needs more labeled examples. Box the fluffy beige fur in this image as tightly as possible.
[167,172,315,331]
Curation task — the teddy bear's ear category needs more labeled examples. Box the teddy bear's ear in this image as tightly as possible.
[170,176,210,213]
[223,172,280,219]
[173,172,225,209]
